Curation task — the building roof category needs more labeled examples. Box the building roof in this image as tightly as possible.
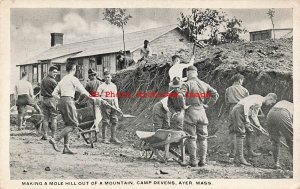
[249,28,293,34]
[18,24,179,66]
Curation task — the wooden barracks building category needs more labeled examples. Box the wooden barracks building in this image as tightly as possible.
[17,25,190,86]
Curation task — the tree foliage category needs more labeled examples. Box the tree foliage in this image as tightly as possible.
[220,17,247,43]
[178,9,246,46]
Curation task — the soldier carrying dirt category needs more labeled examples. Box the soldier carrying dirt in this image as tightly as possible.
[229,93,277,166]
[266,100,293,169]
[225,74,249,158]
[181,66,219,167]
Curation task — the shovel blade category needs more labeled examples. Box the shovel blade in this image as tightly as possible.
[122,114,136,118]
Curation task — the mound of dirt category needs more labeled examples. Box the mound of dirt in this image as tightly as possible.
[113,38,293,170]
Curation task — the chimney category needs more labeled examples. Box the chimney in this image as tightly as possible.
[50,33,64,47]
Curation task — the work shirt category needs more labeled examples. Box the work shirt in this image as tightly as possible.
[15,79,34,97]
[168,58,195,81]
[41,75,57,97]
[167,91,185,113]
[182,77,219,107]
[52,73,89,98]
[97,82,119,108]
[85,79,102,95]
[274,100,293,116]
[237,95,264,126]
[225,83,249,104]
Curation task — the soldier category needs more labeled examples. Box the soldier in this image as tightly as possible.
[40,66,58,140]
[266,100,293,169]
[168,55,195,81]
[97,71,121,144]
[225,74,249,158]
[14,72,42,130]
[152,97,171,131]
[50,61,91,154]
[167,77,188,131]
[86,68,102,95]
[229,93,277,165]
[181,66,219,167]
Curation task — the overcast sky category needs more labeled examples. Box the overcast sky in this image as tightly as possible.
[10,8,292,91]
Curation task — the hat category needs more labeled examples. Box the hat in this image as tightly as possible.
[103,71,111,76]
[171,55,181,61]
[187,65,197,72]
[169,77,182,88]
[88,68,97,76]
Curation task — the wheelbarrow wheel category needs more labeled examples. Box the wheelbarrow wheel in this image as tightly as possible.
[139,141,153,159]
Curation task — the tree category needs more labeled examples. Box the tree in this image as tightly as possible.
[103,8,132,66]
[267,8,275,40]
[220,17,247,43]
[178,9,227,50]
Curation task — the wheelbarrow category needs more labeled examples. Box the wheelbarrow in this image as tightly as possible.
[136,129,191,163]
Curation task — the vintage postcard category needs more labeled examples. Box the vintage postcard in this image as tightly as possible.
[0,0,299,189]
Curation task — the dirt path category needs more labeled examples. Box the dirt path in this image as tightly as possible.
[10,128,292,180]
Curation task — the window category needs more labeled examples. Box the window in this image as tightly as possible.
[96,56,103,77]
[102,55,110,72]
[32,64,38,83]
[89,57,96,70]
[20,66,26,79]
[76,59,84,80]
[41,63,48,79]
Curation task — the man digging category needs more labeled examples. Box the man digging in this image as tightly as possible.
[97,71,122,144]
[229,93,277,165]
[266,100,293,169]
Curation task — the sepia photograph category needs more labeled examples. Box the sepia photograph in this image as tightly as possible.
[0,1,298,188]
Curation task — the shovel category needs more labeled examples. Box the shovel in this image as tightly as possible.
[100,99,135,118]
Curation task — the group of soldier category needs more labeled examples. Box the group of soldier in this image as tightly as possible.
[152,55,293,169]
[14,52,293,169]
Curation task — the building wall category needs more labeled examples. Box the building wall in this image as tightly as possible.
[132,28,189,59]
[273,29,293,39]
[250,30,272,41]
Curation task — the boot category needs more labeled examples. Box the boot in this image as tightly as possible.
[62,144,77,154]
[50,118,57,138]
[229,133,236,158]
[49,138,61,152]
[246,134,261,157]
[235,137,251,166]
[198,139,207,167]
[180,138,197,167]
[41,119,49,140]
[272,141,281,169]
[110,123,121,144]
[101,124,110,144]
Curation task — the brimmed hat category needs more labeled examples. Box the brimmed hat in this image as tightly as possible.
[169,77,182,88]
[187,65,197,72]
[88,68,97,76]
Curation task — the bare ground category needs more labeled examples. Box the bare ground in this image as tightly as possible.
[10,125,292,180]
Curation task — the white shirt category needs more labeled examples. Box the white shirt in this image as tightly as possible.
[15,79,34,97]
[97,82,119,108]
[52,73,89,98]
[238,95,264,126]
[168,58,195,81]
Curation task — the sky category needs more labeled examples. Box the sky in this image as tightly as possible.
[10,8,293,91]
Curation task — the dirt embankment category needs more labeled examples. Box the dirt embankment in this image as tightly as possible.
[113,38,293,170]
